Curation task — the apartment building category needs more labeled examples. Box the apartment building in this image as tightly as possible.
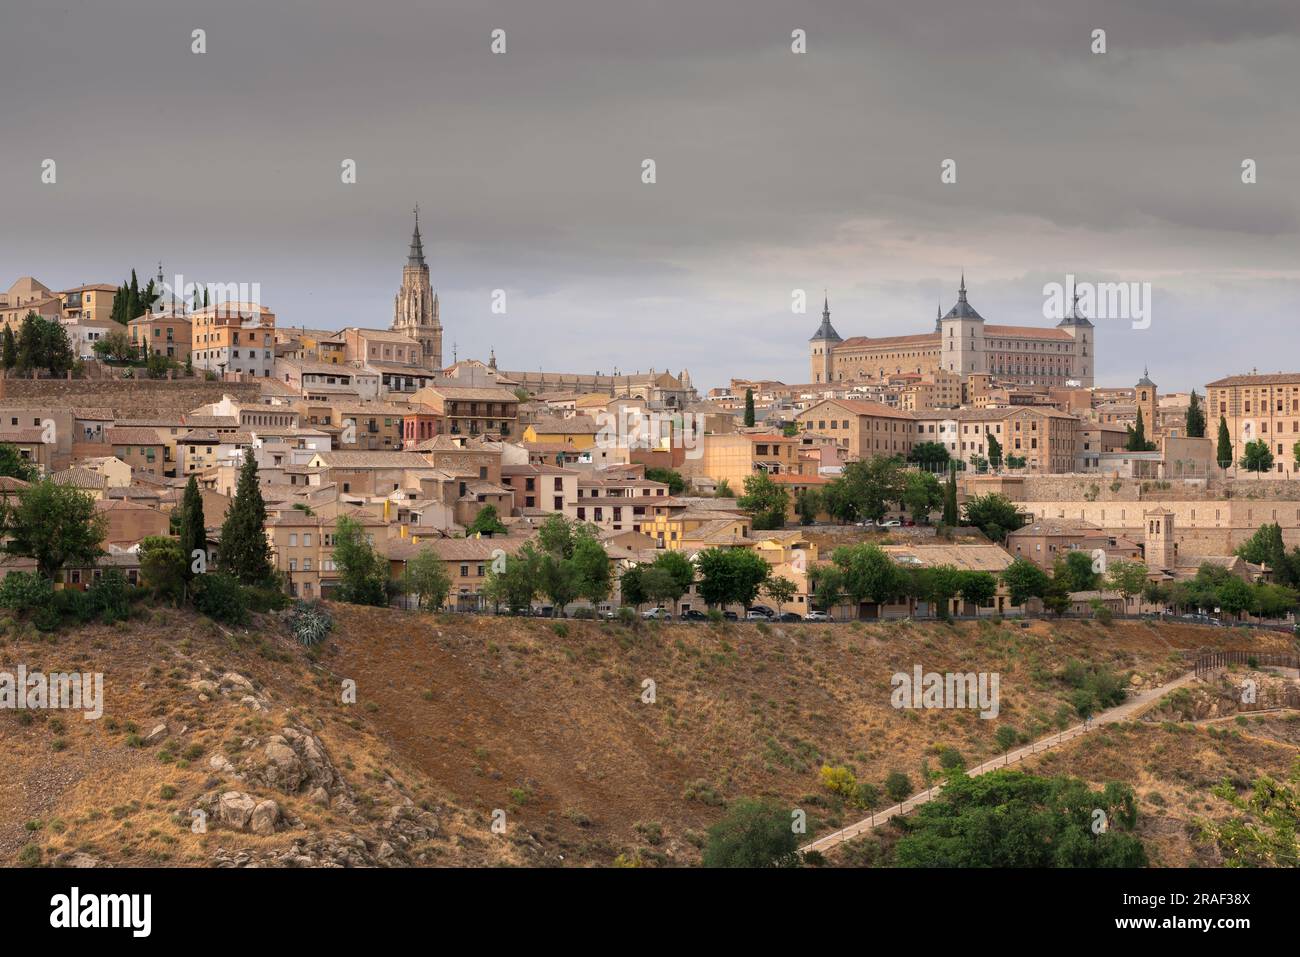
[1206,371,1300,475]
[568,475,670,534]
[190,303,276,377]
[500,463,579,515]
[410,385,521,439]
[689,432,800,492]
[129,312,192,361]
[796,398,916,461]
[106,427,167,478]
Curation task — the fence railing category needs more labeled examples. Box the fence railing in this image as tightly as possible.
[1194,650,1300,679]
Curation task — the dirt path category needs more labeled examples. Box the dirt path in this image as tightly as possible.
[801,671,1199,854]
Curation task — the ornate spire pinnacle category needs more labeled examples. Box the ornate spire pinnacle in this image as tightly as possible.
[958,271,967,302]
[407,204,426,267]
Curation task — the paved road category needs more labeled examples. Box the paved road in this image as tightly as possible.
[800,670,1199,855]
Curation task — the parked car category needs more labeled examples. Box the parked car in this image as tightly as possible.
[642,607,672,621]
[745,610,770,621]
[777,612,804,622]
[877,519,902,528]
[681,609,709,622]
[805,610,833,622]
[747,605,775,618]
[722,610,739,621]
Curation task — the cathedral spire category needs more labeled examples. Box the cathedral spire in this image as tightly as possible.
[407,204,426,267]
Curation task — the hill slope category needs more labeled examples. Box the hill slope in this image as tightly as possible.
[2,605,1294,867]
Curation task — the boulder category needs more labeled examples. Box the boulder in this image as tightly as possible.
[144,723,168,746]
[217,791,257,830]
[250,800,280,836]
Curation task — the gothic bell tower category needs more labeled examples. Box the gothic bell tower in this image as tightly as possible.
[392,206,443,370]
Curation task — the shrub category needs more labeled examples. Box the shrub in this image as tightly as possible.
[0,572,53,614]
[246,586,290,613]
[288,600,333,646]
[86,570,130,623]
[884,770,913,803]
[937,746,966,771]
[51,588,92,623]
[33,602,61,632]
[192,573,249,625]
[616,606,635,626]
[819,764,858,801]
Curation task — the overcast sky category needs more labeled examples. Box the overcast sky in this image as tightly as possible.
[2,0,1297,393]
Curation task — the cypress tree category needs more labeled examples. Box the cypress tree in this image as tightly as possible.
[1,327,15,370]
[1216,416,1233,469]
[219,449,274,586]
[127,270,140,322]
[178,475,207,582]
[743,388,755,427]
[1185,390,1206,438]
[1126,408,1149,451]
[942,463,959,527]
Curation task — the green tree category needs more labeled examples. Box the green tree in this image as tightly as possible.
[1001,557,1050,607]
[644,467,685,496]
[1106,559,1149,613]
[892,770,1146,868]
[0,443,38,482]
[762,575,797,616]
[986,432,1003,470]
[957,570,998,610]
[619,564,647,611]
[139,535,186,603]
[484,546,540,614]
[1236,523,1295,585]
[331,514,389,605]
[218,449,274,586]
[1125,408,1157,452]
[538,551,579,615]
[93,327,136,363]
[651,550,695,605]
[839,456,906,525]
[177,476,206,585]
[1239,439,1274,474]
[571,532,612,606]
[695,547,770,609]
[832,543,903,609]
[0,479,107,579]
[794,487,820,525]
[701,798,800,868]
[962,492,1025,543]
[810,564,844,613]
[942,463,958,527]
[884,770,913,803]
[715,478,734,498]
[1216,576,1254,620]
[1216,415,1233,469]
[743,388,756,427]
[901,470,942,524]
[641,566,679,609]
[1,326,15,370]
[402,548,453,610]
[1057,550,1100,593]
[907,441,951,470]
[1185,390,1206,438]
[1204,767,1300,867]
[465,504,507,536]
[738,471,790,530]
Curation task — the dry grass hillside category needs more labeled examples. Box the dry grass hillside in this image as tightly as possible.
[2,604,1295,867]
